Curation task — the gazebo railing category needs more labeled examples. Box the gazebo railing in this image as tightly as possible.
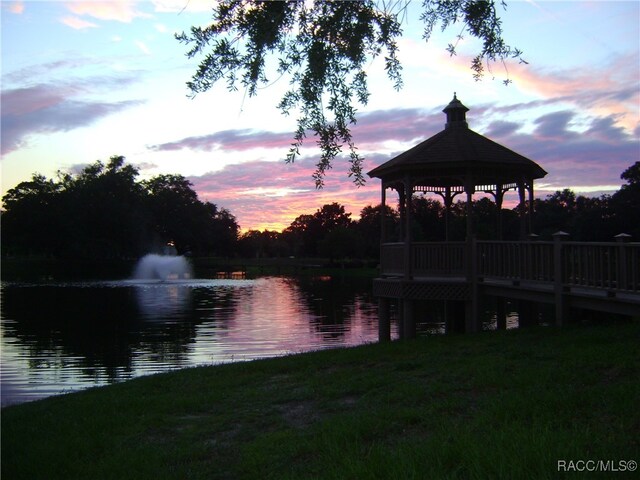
[412,242,467,276]
[379,239,640,293]
[477,241,554,283]
[380,242,467,277]
[380,242,405,276]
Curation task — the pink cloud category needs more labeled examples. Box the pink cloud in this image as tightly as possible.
[63,1,147,23]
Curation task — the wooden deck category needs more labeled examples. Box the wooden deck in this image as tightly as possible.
[374,236,640,339]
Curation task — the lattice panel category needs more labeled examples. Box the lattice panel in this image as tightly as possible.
[372,280,403,297]
[403,282,470,300]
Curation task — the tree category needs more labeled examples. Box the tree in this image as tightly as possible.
[177,0,524,186]
[142,174,240,255]
[356,204,399,257]
[1,156,240,259]
[611,161,640,238]
[1,174,62,256]
[283,203,353,256]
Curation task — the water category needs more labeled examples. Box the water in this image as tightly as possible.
[1,274,391,407]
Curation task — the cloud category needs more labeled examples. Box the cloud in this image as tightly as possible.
[484,110,638,193]
[60,16,99,30]
[60,0,151,30]
[1,83,144,155]
[189,158,380,232]
[150,129,295,153]
[63,1,148,23]
[507,53,640,133]
[150,107,443,157]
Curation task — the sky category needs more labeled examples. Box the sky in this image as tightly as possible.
[1,0,639,232]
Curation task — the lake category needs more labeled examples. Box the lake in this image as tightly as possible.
[1,274,397,407]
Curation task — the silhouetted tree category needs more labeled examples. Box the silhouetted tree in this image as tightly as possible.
[1,156,239,259]
[239,230,289,258]
[1,174,62,256]
[355,204,400,257]
[611,161,640,238]
[283,203,353,256]
[412,197,445,241]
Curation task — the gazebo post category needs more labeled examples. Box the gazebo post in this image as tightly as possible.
[444,186,452,241]
[495,184,504,240]
[402,178,416,339]
[403,178,413,280]
[465,179,474,240]
[398,188,406,242]
[517,181,527,239]
[528,180,535,235]
[380,185,387,244]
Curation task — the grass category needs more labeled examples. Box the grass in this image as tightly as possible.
[3,322,639,479]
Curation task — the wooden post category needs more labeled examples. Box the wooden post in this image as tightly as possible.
[553,231,570,326]
[378,297,391,342]
[465,185,474,240]
[465,235,480,332]
[446,301,466,333]
[496,297,507,330]
[615,233,631,291]
[380,186,387,244]
[398,299,405,340]
[495,184,504,240]
[403,299,416,339]
[404,179,413,280]
[518,300,538,327]
[445,186,452,241]
[528,180,535,236]
[517,181,526,240]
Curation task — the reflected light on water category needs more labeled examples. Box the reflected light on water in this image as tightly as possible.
[1,276,389,406]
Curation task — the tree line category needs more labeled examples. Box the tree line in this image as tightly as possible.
[2,158,638,261]
[1,156,238,259]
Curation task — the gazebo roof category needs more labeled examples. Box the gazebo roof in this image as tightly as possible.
[368,95,547,187]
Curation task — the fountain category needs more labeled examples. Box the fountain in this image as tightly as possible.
[132,254,193,281]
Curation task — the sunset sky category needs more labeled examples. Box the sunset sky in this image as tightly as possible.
[2,0,639,232]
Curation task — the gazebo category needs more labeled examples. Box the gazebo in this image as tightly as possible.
[368,94,548,339]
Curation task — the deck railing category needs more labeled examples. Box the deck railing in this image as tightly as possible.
[380,238,640,293]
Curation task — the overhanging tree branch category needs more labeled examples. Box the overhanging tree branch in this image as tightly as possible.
[177,0,524,187]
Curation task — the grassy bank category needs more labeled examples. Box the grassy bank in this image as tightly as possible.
[3,323,639,479]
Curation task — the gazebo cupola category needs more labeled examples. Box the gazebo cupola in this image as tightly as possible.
[443,93,469,128]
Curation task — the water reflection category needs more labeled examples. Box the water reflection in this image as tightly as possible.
[1,276,388,406]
